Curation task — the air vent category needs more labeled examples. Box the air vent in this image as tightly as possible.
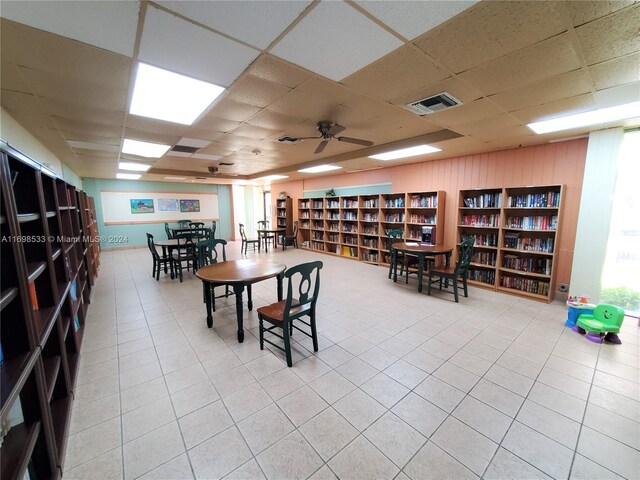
[277,136,303,144]
[219,162,234,166]
[406,92,461,115]
[171,145,199,154]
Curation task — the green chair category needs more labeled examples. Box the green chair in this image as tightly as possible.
[427,237,474,302]
[164,222,173,240]
[258,220,275,248]
[577,304,625,343]
[240,223,260,254]
[197,238,232,309]
[257,261,323,367]
[210,221,217,239]
[178,220,191,228]
[386,229,418,281]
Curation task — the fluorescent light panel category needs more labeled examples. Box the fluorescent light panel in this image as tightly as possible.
[165,176,187,180]
[527,101,640,134]
[122,138,170,158]
[256,175,289,181]
[298,165,342,173]
[369,144,441,160]
[129,62,225,125]
[118,161,151,172]
[116,173,141,180]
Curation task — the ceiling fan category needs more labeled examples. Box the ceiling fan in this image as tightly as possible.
[278,121,373,154]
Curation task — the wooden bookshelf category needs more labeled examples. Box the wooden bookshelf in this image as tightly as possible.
[0,141,100,478]
[297,199,310,247]
[456,185,563,302]
[274,197,293,245]
[299,191,446,268]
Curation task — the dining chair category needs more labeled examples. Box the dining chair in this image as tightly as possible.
[284,221,299,249]
[427,237,474,302]
[210,220,217,239]
[173,232,198,274]
[257,220,275,249]
[164,222,173,240]
[197,238,232,307]
[257,261,323,367]
[178,220,191,228]
[146,233,181,282]
[239,223,260,254]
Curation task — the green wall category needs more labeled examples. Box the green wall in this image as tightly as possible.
[82,178,232,249]
[62,163,83,189]
[303,183,392,198]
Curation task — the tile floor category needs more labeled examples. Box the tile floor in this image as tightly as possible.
[63,242,640,480]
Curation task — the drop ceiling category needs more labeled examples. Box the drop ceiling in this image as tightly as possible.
[1,0,639,185]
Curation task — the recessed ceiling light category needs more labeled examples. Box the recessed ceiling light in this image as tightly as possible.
[527,101,640,134]
[165,176,187,180]
[298,165,342,173]
[122,138,170,158]
[129,62,225,125]
[256,175,289,181]
[119,161,151,172]
[116,172,141,180]
[369,144,441,160]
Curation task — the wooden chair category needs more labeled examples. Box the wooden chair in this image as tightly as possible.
[146,233,181,282]
[239,223,260,254]
[257,220,275,249]
[177,220,191,228]
[210,220,217,239]
[164,222,173,239]
[173,232,198,274]
[197,238,232,308]
[257,261,323,367]
[427,238,474,302]
[284,221,299,249]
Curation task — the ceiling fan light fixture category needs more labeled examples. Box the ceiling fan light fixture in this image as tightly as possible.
[298,165,342,173]
[369,144,441,160]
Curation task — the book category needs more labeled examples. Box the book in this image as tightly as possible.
[74,314,80,332]
[70,279,77,301]
[29,282,39,310]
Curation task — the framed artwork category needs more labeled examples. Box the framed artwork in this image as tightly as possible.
[130,199,154,214]
[158,198,179,212]
[180,199,200,213]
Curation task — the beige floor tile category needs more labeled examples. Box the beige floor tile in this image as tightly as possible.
[277,385,328,426]
[65,417,122,471]
[245,353,286,380]
[122,396,176,443]
[592,370,640,401]
[257,430,324,480]
[335,357,378,386]
[589,385,640,422]
[361,372,410,408]
[414,376,465,413]
[484,447,550,480]
[224,382,274,422]
[123,421,186,480]
[359,346,399,370]
[483,364,533,397]
[583,403,640,450]
[470,379,524,417]
[391,392,448,438]
[165,363,209,394]
[329,435,399,480]
[452,396,512,443]
[189,426,252,479]
[299,407,358,461]
[170,379,219,418]
[516,400,581,449]
[69,393,121,435]
[259,368,305,401]
[537,367,591,400]
[237,403,295,454]
[433,361,480,393]
[309,370,356,404]
[577,426,640,479]
[569,454,624,480]
[364,411,426,467]
[119,347,158,373]
[224,459,266,479]
[308,465,337,480]
[333,389,386,432]
[403,349,445,373]
[121,376,169,414]
[178,400,234,449]
[119,360,163,390]
[139,453,195,480]
[527,382,586,422]
[63,446,123,480]
[212,365,257,397]
[403,441,478,480]
[73,374,120,406]
[314,345,354,368]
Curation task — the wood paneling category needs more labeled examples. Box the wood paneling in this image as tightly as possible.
[284,139,587,291]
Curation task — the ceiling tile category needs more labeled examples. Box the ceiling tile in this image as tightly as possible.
[246,109,306,131]
[248,55,312,89]
[414,1,567,74]
[488,69,593,112]
[157,1,312,49]
[426,98,505,127]
[453,114,529,142]
[226,75,291,108]
[125,115,190,137]
[342,45,448,101]
[0,1,139,56]
[355,0,477,40]
[589,53,640,91]
[67,140,119,152]
[266,90,336,122]
[575,4,640,66]
[458,34,581,96]
[1,62,31,94]
[122,127,180,146]
[565,0,637,28]
[391,76,484,108]
[510,94,596,124]
[206,98,261,122]
[271,1,403,81]
[138,5,259,86]
[177,137,211,148]
[53,116,123,139]
[230,124,282,140]
[39,97,125,125]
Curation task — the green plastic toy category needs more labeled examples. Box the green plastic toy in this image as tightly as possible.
[576,304,625,344]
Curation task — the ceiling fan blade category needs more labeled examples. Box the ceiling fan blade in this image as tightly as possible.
[314,140,329,154]
[337,136,373,147]
[327,123,346,136]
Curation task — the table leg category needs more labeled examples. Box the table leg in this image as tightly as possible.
[444,252,452,288]
[247,284,253,311]
[264,234,269,253]
[233,284,245,342]
[277,272,284,301]
[417,255,425,293]
[205,282,213,328]
[392,249,398,282]
[162,246,168,273]
[281,233,285,251]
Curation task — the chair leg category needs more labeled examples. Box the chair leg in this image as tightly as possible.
[427,274,432,295]
[463,276,469,297]
[453,278,459,303]
[258,315,264,350]
[283,322,292,367]
[310,313,319,352]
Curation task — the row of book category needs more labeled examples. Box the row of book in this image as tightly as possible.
[383,213,405,222]
[342,200,358,208]
[343,235,358,245]
[326,213,340,220]
[362,238,378,248]
[505,216,557,230]
[361,251,379,262]
[340,246,358,257]
[362,213,379,221]
[312,201,323,209]
[312,232,324,240]
[299,212,310,219]
[468,269,496,284]
[463,193,501,208]
[460,214,500,227]
[342,225,357,233]
[500,275,550,295]
[471,251,497,266]
[299,201,310,209]
[312,212,324,219]
[326,200,340,208]
[507,191,560,208]
[362,199,379,208]
[362,226,379,235]
[503,233,554,252]
[327,234,339,243]
[300,221,310,229]
[343,212,357,220]
[327,223,339,232]
[461,233,498,247]
[384,198,405,208]
[502,255,552,275]
[311,241,324,250]
[408,214,436,223]
[409,195,437,208]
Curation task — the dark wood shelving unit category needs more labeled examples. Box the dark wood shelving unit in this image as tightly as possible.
[1,141,101,478]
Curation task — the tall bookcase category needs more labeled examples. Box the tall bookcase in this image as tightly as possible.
[0,141,100,478]
[299,191,445,266]
[274,197,293,239]
[457,185,564,302]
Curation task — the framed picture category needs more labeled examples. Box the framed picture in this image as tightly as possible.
[180,199,200,213]
[158,198,179,212]
[130,199,154,214]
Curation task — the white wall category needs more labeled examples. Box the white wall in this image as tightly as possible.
[569,127,624,302]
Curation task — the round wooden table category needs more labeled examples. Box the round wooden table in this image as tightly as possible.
[257,228,286,253]
[196,259,286,342]
[391,242,454,293]
[155,238,192,273]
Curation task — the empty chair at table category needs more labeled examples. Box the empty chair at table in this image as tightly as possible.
[177,220,191,228]
[284,221,299,249]
[210,220,217,239]
[173,232,199,274]
[427,237,474,302]
[197,238,232,308]
[164,222,173,240]
[146,233,181,282]
[257,220,276,248]
[239,223,260,254]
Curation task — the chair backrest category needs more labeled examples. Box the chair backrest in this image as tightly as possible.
[292,221,299,236]
[283,261,323,320]
[197,238,227,267]
[386,229,404,250]
[210,221,217,239]
[257,220,269,230]
[190,221,205,229]
[165,222,174,239]
[146,233,160,259]
[593,304,625,328]
[239,223,248,241]
[178,220,191,227]
[454,237,475,276]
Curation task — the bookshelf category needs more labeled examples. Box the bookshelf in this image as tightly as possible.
[297,199,310,247]
[299,191,445,268]
[275,197,293,245]
[0,141,100,478]
[456,185,564,302]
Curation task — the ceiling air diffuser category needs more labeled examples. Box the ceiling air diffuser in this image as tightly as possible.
[406,92,461,115]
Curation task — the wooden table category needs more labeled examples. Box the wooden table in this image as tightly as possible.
[196,259,286,342]
[391,242,453,293]
[257,228,286,253]
[155,237,193,274]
